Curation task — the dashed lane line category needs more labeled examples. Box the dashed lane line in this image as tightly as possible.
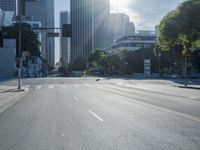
[49,85,54,89]
[88,109,104,122]
[73,96,80,101]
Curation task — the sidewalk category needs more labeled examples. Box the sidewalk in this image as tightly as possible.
[0,85,29,114]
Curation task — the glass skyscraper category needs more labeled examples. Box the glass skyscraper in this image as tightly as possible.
[0,0,16,12]
[70,0,110,63]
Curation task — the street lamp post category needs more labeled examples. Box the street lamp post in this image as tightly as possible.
[184,56,188,86]
[16,0,22,89]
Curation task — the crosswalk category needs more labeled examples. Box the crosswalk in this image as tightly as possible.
[26,82,134,91]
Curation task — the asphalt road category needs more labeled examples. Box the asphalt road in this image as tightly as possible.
[0,77,200,150]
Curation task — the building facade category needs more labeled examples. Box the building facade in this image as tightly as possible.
[0,0,16,12]
[0,39,16,78]
[0,0,55,67]
[70,0,110,63]
[108,13,135,44]
[25,0,55,67]
[124,22,135,36]
[60,11,71,67]
[109,34,157,52]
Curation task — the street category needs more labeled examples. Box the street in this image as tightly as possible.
[0,77,200,150]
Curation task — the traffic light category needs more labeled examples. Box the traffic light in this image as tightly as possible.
[63,24,72,37]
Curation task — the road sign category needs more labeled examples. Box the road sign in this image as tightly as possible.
[144,59,151,76]
[63,24,72,37]
[47,32,59,37]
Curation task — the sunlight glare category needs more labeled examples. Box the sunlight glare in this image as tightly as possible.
[110,0,130,11]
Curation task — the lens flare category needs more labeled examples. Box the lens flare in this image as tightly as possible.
[110,0,130,11]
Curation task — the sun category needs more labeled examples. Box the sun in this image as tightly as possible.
[110,0,130,11]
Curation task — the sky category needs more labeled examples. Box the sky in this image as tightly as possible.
[54,0,184,63]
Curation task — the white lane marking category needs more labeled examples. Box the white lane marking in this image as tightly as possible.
[35,85,42,90]
[49,85,54,89]
[60,85,66,89]
[117,83,124,86]
[95,84,105,89]
[84,84,92,88]
[73,96,79,101]
[25,85,30,88]
[102,88,200,123]
[73,84,80,88]
[88,110,104,122]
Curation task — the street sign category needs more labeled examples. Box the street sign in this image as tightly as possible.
[47,32,59,37]
[144,59,151,76]
[63,24,72,37]
[15,16,33,22]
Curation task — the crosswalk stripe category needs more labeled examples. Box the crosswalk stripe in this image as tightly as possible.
[95,84,105,89]
[35,85,42,90]
[73,84,80,88]
[60,85,66,89]
[25,85,30,88]
[49,85,54,89]
[84,84,93,88]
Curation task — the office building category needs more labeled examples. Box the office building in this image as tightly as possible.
[0,39,16,77]
[70,0,110,63]
[0,0,55,67]
[60,11,71,67]
[109,13,124,42]
[108,13,133,44]
[137,30,155,35]
[25,0,55,67]
[109,34,157,52]
[124,22,135,36]
[0,0,16,12]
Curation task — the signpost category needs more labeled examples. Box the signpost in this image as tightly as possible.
[144,59,151,76]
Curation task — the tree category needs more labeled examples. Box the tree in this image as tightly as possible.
[89,49,109,70]
[71,58,86,71]
[158,0,200,53]
[0,23,41,56]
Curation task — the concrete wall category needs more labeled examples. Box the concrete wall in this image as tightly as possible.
[0,39,16,78]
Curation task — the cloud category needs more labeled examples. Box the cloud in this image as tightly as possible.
[114,0,184,30]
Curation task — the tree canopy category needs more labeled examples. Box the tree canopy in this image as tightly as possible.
[158,0,200,53]
[0,23,41,56]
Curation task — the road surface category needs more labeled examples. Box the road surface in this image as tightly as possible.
[0,77,200,150]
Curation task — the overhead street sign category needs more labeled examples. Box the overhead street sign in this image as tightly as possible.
[63,24,72,37]
[47,32,59,37]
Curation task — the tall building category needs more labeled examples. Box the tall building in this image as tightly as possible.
[70,0,110,63]
[92,0,110,50]
[60,11,71,67]
[0,0,55,67]
[0,0,16,12]
[25,0,55,67]
[124,22,135,36]
[108,13,124,42]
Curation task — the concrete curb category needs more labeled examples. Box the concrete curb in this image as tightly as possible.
[178,86,200,90]
[0,89,25,94]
